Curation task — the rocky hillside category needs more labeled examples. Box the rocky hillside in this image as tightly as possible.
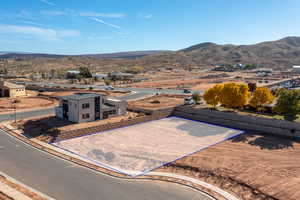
[178,36,300,69]
[1,37,300,73]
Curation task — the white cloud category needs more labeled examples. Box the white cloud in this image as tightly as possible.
[87,35,113,40]
[79,12,126,18]
[57,30,80,37]
[40,10,67,16]
[40,0,55,6]
[90,17,121,29]
[17,10,32,18]
[22,21,46,27]
[0,24,80,41]
[139,13,153,19]
[41,9,126,18]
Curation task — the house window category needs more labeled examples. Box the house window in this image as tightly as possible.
[82,113,90,119]
[82,103,90,109]
[108,110,116,115]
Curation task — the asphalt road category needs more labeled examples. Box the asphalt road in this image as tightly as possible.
[0,108,55,122]
[0,129,213,200]
[17,81,196,101]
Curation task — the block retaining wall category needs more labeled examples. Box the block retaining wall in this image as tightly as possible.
[54,107,174,142]
[173,106,300,139]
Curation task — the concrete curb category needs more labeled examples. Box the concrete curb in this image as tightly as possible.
[0,124,240,200]
[0,171,55,200]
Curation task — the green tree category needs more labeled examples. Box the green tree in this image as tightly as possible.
[79,67,92,78]
[192,92,202,104]
[274,89,300,118]
[127,66,144,74]
[0,68,8,74]
[104,79,112,86]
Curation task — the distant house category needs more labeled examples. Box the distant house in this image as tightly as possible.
[292,66,300,73]
[0,81,26,98]
[92,73,107,79]
[55,93,127,123]
[256,68,273,77]
[109,71,134,80]
[67,70,80,75]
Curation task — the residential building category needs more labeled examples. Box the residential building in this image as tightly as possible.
[55,93,127,123]
[67,70,80,75]
[92,73,107,79]
[0,81,26,98]
[256,68,273,77]
[108,71,134,80]
[292,66,300,73]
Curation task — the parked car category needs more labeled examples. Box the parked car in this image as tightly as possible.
[184,97,195,105]
[105,86,114,90]
[183,89,192,93]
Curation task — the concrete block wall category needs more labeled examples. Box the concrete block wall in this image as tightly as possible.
[55,110,172,142]
[173,106,300,139]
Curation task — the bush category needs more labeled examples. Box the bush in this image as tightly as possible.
[274,89,300,117]
[150,100,160,104]
[192,92,201,104]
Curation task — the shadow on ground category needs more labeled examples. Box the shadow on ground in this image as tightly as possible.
[168,117,241,138]
[21,116,73,143]
[231,132,300,150]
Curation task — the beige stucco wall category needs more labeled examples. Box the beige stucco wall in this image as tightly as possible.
[77,98,96,123]
[9,88,26,97]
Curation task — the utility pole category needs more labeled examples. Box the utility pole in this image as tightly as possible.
[12,99,17,124]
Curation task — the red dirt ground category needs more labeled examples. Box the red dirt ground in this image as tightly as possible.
[158,133,300,200]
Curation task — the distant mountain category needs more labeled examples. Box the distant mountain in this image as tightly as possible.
[1,37,300,72]
[80,50,170,59]
[177,36,300,68]
[0,50,167,59]
[0,52,64,59]
[0,51,32,56]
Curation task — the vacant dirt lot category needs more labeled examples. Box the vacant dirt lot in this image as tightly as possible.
[53,117,242,176]
[128,77,232,89]
[157,133,300,200]
[0,96,57,113]
[128,95,185,110]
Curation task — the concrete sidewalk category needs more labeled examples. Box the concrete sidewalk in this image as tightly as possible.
[0,171,55,200]
[0,181,32,200]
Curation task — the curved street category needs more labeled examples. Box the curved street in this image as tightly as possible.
[0,129,213,200]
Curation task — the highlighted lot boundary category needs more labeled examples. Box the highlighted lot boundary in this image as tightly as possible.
[52,116,244,177]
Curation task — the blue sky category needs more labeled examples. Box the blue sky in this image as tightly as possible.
[0,0,300,54]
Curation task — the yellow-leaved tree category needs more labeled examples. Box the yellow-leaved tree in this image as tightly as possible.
[203,84,224,108]
[219,82,251,109]
[249,87,275,109]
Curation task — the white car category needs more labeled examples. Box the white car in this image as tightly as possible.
[105,86,114,90]
[184,97,195,105]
